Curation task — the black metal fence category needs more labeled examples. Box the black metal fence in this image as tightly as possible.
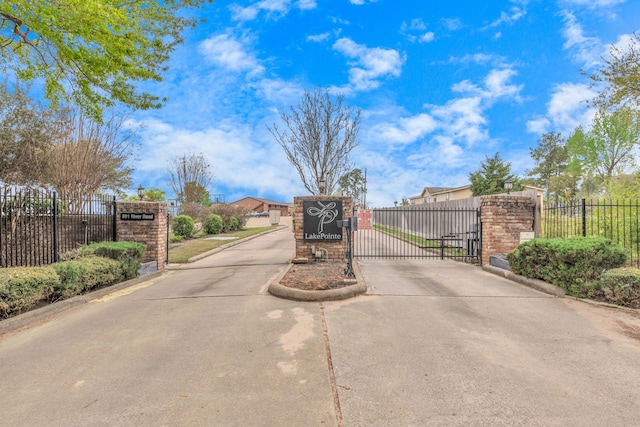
[353,206,481,260]
[542,198,640,267]
[0,189,116,268]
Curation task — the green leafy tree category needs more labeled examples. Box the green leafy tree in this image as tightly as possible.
[143,188,166,201]
[591,33,640,109]
[469,152,523,196]
[527,132,571,205]
[0,0,213,121]
[567,107,640,189]
[607,172,640,199]
[338,168,367,208]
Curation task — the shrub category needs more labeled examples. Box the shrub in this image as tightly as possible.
[173,215,195,238]
[0,266,60,318]
[89,241,146,280]
[168,233,183,243]
[599,267,640,308]
[59,246,96,261]
[507,237,629,296]
[204,213,224,234]
[52,261,87,299]
[228,216,239,231]
[205,204,249,230]
[80,256,123,291]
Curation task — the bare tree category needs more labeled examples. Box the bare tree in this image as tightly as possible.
[268,88,361,195]
[168,152,213,205]
[44,108,136,212]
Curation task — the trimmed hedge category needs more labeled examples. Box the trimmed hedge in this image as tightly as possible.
[599,267,640,308]
[52,256,122,299]
[0,267,60,318]
[1,241,146,319]
[89,241,146,280]
[204,213,223,234]
[507,237,629,296]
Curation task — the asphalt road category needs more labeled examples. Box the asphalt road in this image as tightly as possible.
[1,226,640,426]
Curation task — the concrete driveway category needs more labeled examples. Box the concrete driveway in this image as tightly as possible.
[1,227,639,426]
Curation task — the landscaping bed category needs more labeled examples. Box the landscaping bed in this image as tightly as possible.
[279,261,352,291]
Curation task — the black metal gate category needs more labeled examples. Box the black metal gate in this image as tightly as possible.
[352,206,481,261]
[0,189,116,267]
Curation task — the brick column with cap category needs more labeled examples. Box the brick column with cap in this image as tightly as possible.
[480,195,535,265]
[116,201,168,270]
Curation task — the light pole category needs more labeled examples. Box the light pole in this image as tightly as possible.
[137,185,145,200]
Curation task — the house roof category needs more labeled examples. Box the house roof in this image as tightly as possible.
[229,196,289,206]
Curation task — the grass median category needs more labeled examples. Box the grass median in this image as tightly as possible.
[168,226,275,263]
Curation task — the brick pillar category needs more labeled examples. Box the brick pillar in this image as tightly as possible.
[116,201,168,270]
[293,196,352,261]
[480,195,535,265]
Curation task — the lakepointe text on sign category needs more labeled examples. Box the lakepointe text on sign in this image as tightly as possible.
[120,212,155,221]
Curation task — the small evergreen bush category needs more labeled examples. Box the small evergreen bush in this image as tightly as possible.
[173,215,195,238]
[204,213,224,234]
[228,216,239,232]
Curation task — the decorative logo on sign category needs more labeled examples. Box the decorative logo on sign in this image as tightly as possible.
[306,201,338,233]
[303,200,343,241]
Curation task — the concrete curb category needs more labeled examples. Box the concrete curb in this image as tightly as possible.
[0,271,165,336]
[482,265,566,297]
[482,264,640,313]
[268,260,367,302]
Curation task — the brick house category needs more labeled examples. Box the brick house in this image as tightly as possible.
[229,197,291,215]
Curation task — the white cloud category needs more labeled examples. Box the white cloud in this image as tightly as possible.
[561,11,606,69]
[419,32,435,43]
[229,0,316,21]
[448,53,510,68]
[350,0,378,4]
[134,118,303,201]
[441,18,463,31]
[484,0,528,29]
[526,82,597,135]
[369,113,438,145]
[430,97,488,146]
[332,37,404,91]
[452,68,523,103]
[199,32,265,75]
[561,0,626,7]
[401,19,435,43]
[307,32,332,43]
[296,0,316,9]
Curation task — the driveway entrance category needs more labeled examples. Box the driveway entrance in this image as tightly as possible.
[353,206,481,261]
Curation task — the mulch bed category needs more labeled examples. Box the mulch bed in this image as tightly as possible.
[279,261,354,291]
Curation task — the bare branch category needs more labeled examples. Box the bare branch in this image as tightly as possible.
[268,88,360,195]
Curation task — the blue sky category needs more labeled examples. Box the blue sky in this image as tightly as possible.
[128,0,640,207]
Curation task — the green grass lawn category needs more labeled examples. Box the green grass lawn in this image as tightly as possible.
[373,224,466,256]
[168,226,275,263]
